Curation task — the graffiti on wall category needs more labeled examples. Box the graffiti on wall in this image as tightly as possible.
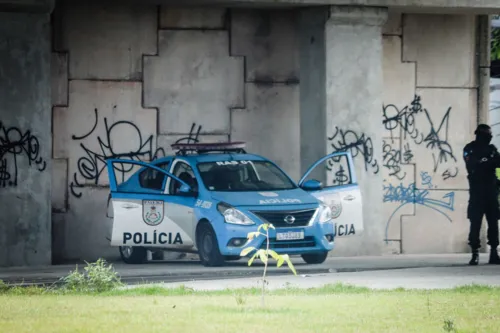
[327,127,380,175]
[383,172,455,241]
[382,95,458,180]
[0,121,46,188]
[70,110,205,198]
[173,123,202,145]
[69,107,166,198]
[382,140,413,180]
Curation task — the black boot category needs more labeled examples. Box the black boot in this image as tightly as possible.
[489,248,500,264]
[469,249,479,265]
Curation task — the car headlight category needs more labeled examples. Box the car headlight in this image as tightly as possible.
[318,203,333,223]
[217,202,255,225]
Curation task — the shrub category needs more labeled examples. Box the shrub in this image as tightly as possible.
[60,258,122,293]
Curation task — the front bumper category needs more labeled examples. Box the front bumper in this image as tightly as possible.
[219,219,335,256]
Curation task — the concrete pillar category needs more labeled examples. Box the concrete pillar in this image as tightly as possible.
[0,9,52,266]
[300,5,388,256]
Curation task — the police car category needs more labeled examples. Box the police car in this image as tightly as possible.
[105,142,363,267]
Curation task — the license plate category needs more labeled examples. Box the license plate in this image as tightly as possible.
[276,230,304,241]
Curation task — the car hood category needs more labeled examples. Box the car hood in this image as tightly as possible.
[209,188,319,208]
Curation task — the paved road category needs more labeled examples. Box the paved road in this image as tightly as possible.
[148,265,500,291]
[0,253,490,286]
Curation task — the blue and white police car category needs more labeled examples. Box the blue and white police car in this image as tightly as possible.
[105,142,363,267]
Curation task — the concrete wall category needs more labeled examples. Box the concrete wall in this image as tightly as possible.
[48,3,481,262]
[50,3,300,262]
[0,12,52,267]
[381,12,478,254]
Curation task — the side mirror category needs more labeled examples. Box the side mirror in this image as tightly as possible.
[301,179,323,191]
[178,184,197,197]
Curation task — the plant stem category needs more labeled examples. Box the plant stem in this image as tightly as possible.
[262,227,270,307]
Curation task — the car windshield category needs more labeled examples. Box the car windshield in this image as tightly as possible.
[197,160,297,192]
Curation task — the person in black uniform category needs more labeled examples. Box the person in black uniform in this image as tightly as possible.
[463,124,500,265]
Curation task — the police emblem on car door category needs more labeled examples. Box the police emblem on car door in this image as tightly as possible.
[143,200,164,226]
[106,159,196,249]
[298,151,364,237]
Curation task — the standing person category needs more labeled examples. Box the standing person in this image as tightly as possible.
[463,124,500,265]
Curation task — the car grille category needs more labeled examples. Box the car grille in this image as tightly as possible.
[260,237,316,249]
[250,209,317,228]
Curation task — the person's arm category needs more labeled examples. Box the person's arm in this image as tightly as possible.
[463,144,480,175]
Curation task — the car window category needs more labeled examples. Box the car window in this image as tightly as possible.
[169,161,199,195]
[138,162,170,191]
[197,160,297,192]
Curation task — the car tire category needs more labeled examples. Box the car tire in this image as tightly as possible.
[301,251,328,264]
[224,255,241,261]
[197,222,225,267]
[119,246,147,264]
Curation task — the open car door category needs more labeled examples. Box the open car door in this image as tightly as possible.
[106,159,197,250]
[298,152,363,237]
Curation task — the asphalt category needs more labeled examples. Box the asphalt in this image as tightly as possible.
[0,253,493,287]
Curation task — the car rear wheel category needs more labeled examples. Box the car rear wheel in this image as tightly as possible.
[197,222,225,267]
[301,251,328,264]
[119,246,147,264]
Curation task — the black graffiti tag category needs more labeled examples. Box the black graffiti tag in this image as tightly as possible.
[70,107,165,198]
[442,167,458,181]
[327,127,379,175]
[0,121,46,187]
[383,94,458,178]
[173,123,202,145]
[382,95,424,144]
[422,107,457,173]
[333,164,349,185]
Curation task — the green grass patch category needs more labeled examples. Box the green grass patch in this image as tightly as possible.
[2,259,500,332]
[1,286,499,332]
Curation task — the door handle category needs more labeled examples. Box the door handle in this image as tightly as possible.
[343,195,355,201]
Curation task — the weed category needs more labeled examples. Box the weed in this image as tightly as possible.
[443,318,456,332]
[239,223,297,307]
[234,293,246,306]
[60,258,122,293]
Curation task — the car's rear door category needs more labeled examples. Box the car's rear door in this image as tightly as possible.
[106,159,197,250]
[298,152,364,237]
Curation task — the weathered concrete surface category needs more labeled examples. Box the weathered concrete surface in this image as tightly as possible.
[144,30,244,134]
[0,0,53,12]
[51,80,159,261]
[403,14,477,88]
[59,0,500,13]
[298,8,327,182]
[323,6,388,256]
[160,6,227,29]
[231,83,301,180]
[230,9,299,83]
[0,12,52,267]
[381,12,481,255]
[54,2,157,80]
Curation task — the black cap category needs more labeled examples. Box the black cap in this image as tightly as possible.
[474,124,491,135]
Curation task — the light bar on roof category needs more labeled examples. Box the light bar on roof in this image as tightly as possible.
[170,142,246,151]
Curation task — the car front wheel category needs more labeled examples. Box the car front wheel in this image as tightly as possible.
[301,251,328,264]
[119,246,147,264]
[197,222,225,267]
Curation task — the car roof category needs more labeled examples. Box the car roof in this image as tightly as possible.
[152,153,268,164]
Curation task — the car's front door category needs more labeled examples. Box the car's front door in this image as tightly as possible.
[106,159,197,250]
[298,152,364,237]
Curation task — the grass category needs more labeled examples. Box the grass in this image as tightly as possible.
[1,283,499,333]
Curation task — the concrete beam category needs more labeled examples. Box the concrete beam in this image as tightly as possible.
[0,0,54,12]
[60,0,500,13]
